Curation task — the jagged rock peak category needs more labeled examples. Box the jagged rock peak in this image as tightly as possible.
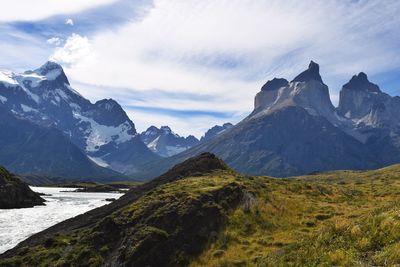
[35,61,63,75]
[95,99,121,110]
[292,60,323,84]
[147,126,159,132]
[160,126,172,134]
[33,61,70,85]
[343,72,381,93]
[261,78,289,91]
[201,122,233,142]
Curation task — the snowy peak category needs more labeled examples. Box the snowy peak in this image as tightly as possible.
[34,61,63,75]
[92,99,135,129]
[0,62,158,174]
[343,72,380,93]
[140,126,199,157]
[292,60,323,84]
[32,61,69,85]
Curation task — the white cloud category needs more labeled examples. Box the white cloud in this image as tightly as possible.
[0,0,118,22]
[50,34,92,65]
[47,37,62,46]
[5,0,400,133]
[46,0,400,135]
[65,18,74,26]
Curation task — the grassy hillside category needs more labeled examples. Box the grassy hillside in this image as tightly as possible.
[192,165,400,266]
[1,156,399,266]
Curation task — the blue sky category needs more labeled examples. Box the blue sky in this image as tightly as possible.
[1,0,400,137]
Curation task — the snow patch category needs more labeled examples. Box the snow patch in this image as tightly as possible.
[45,69,62,81]
[0,95,7,103]
[73,112,134,152]
[88,156,109,168]
[20,104,37,113]
[69,103,81,111]
[0,71,18,86]
[55,88,69,101]
[147,136,160,151]
[16,72,46,87]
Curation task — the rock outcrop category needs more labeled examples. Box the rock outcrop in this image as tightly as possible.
[0,166,45,209]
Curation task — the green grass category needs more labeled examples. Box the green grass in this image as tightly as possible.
[2,165,400,266]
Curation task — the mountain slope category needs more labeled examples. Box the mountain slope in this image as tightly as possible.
[0,62,159,175]
[0,106,122,182]
[132,106,377,180]
[132,61,399,180]
[0,166,44,209]
[1,155,400,266]
[140,126,199,157]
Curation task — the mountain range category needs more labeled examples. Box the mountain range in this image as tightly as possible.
[132,61,400,179]
[0,62,158,180]
[139,123,235,157]
[1,60,400,181]
[140,126,199,157]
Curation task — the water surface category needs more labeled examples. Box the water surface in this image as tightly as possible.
[0,186,122,254]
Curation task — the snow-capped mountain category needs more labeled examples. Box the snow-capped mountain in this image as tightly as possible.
[132,61,400,180]
[0,61,159,176]
[140,126,199,157]
[200,123,233,142]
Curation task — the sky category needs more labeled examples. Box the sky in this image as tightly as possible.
[1,0,400,138]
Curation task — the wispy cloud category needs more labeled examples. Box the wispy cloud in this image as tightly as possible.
[1,0,400,137]
[65,19,74,26]
[0,0,118,22]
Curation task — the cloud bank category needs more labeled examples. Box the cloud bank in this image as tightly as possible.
[2,0,400,137]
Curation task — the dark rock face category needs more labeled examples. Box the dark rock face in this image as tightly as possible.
[342,72,380,93]
[140,126,199,157]
[0,62,159,176]
[292,60,323,83]
[200,123,233,142]
[0,166,45,209]
[261,78,289,91]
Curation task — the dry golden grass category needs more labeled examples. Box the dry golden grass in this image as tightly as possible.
[191,165,400,266]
